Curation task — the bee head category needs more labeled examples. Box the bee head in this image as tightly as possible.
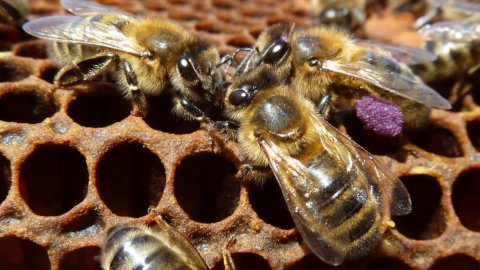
[227,67,277,108]
[258,36,291,66]
[255,23,293,69]
[175,40,224,107]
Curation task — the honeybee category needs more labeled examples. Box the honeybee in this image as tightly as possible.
[102,217,236,270]
[310,0,378,30]
[411,31,480,83]
[236,24,450,135]
[411,0,480,29]
[22,0,223,119]
[0,0,28,26]
[223,66,412,265]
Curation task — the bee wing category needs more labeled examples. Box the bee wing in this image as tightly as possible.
[431,0,480,15]
[322,60,452,109]
[153,217,209,270]
[258,136,349,265]
[258,113,411,266]
[419,21,480,43]
[60,0,133,18]
[308,113,412,216]
[356,40,437,65]
[22,15,149,57]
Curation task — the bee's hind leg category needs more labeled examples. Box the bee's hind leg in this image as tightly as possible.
[236,164,272,185]
[121,60,147,117]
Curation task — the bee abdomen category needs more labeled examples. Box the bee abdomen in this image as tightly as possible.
[103,225,188,270]
[307,153,381,256]
[413,40,480,82]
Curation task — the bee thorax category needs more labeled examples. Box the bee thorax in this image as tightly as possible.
[251,96,304,139]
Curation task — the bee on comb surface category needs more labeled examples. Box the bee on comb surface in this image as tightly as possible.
[102,217,236,270]
[22,0,224,120]
[223,66,412,265]
[232,23,449,137]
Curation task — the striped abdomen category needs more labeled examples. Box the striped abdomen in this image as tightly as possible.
[295,151,382,260]
[412,40,480,83]
[102,225,207,270]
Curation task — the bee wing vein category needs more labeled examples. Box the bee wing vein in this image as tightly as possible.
[323,60,452,109]
[60,0,133,18]
[22,15,147,56]
[356,40,437,65]
[309,112,412,216]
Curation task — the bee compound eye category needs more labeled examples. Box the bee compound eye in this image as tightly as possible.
[229,89,249,106]
[178,54,197,81]
[263,39,290,65]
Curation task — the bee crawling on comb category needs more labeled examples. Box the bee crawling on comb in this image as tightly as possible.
[101,217,236,270]
[231,23,450,137]
[22,0,225,120]
[222,66,412,265]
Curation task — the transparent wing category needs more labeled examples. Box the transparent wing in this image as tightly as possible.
[60,0,132,18]
[153,217,209,270]
[356,40,437,65]
[308,112,412,217]
[258,136,349,266]
[22,15,149,57]
[419,21,480,43]
[257,112,411,266]
[323,59,452,109]
[431,0,480,15]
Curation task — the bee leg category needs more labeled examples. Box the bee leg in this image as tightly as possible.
[223,250,236,270]
[317,93,332,117]
[211,121,239,141]
[55,56,113,86]
[222,239,236,270]
[175,96,209,122]
[236,164,272,184]
[234,47,258,77]
[121,60,147,117]
[175,96,238,143]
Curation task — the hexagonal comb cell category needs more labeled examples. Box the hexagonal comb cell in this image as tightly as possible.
[393,174,445,240]
[20,144,89,216]
[0,236,50,270]
[97,142,166,217]
[59,246,101,270]
[174,152,239,223]
[0,0,479,269]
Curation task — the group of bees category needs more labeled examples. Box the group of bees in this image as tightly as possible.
[1,0,479,268]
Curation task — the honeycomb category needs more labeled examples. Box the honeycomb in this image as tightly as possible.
[0,0,479,269]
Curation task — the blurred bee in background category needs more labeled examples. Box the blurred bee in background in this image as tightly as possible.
[234,23,449,137]
[310,0,379,31]
[414,19,480,108]
[413,22,480,83]
[22,0,224,119]
[0,0,28,26]
[102,217,236,270]
[223,66,412,266]
[393,0,480,29]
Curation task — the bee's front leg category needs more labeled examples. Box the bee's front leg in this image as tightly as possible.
[121,60,147,117]
[174,96,238,141]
